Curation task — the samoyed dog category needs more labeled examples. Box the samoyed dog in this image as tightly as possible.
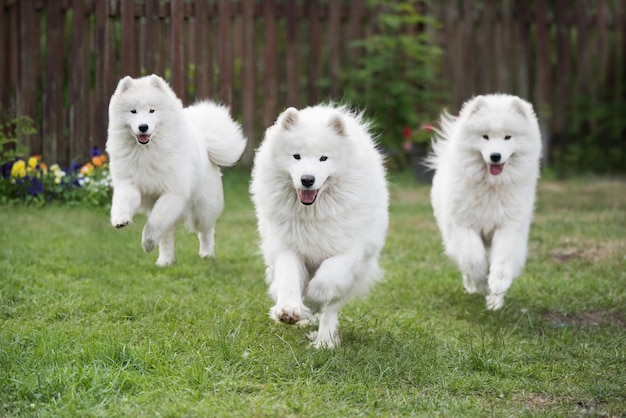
[106,74,246,266]
[250,104,389,348]
[428,94,542,310]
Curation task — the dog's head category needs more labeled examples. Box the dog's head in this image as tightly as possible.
[459,94,542,177]
[108,74,181,146]
[270,107,349,206]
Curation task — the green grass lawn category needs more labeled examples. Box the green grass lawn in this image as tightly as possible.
[1,170,625,417]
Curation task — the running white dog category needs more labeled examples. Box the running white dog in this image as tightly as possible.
[428,94,542,310]
[106,74,246,266]
[250,104,389,348]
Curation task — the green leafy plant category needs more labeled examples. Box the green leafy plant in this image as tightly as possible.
[556,93,626,175]
[343,0,443,158]
[0,114,34,167]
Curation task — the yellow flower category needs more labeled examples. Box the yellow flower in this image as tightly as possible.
[50,164,66,184]
[28,155,41,169]
[11,160,26,178]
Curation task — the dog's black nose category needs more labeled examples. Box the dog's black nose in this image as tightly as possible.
[139,124,149,133]
[301,175,315,188]
[490,153,501,163]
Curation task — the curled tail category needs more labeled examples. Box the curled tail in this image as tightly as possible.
[184,101,247,166]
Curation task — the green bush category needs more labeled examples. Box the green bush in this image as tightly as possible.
[0,114,34,167]
[342,0,443,159]
[555,92,626,175]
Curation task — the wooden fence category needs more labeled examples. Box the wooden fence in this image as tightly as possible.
[1,0,625,168]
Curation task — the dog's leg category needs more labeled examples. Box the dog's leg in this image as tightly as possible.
[142,193,186,253]
[309,303,341,349]
[198,226,215,258]
[304,252,359,309]
[268,251,310,325]
[156,225,177,266]
[110,183,141,228]
[444,227,489,295]
[485,225,529,310]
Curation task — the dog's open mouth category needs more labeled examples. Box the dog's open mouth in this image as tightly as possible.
[489,164,504,176]
[136,134,150,145]
[298,189,318,205]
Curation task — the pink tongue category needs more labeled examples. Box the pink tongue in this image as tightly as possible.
[137,134,150,144]
[489,164,504,175]
[298,189,318,205]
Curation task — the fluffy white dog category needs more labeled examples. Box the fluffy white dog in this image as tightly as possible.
[106,74,246,266]
[428,94,542,310]
[250,104,389,348]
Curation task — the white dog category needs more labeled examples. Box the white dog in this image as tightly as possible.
[106,74,246,266]
[428,94,542,310]
[250,104,389,348]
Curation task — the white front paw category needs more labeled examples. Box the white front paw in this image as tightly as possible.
[270,304,311,325]
[308,330,340,349]
[156,256,175,267]
[142,225,159,253]
[462,274,479,294]
[485,293,505,310]
[111,213,132,229]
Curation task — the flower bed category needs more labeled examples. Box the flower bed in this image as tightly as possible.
[0,147,112,207]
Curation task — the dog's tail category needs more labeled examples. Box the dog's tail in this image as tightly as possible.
[423,110,456,170]
[184,101,247,167]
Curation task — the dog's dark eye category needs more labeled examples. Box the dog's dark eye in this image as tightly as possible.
[293,154,301,160]
[130,110,137,114]
[482,135,489,140]
[149,109,155,113]
[504,135,511,140]
[320,156,328,162]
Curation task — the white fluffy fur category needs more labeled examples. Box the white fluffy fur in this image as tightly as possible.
[106,74,246,266]
[428,94,542,310]
[250,104,389,348]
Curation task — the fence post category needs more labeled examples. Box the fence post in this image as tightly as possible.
[170,0,184,100]
[121,0,137,77]
[240,0,256,167]
[218,0,232,107]
[16,0,40,154]
[43,0,64,165]
[70,0,88,162]
[263,0,278,128]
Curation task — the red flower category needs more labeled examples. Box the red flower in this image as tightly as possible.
[403,127,411,139]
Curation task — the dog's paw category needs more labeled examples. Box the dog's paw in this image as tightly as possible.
[111,214,131,229]
[308,330,340,349]
[462,275,479,294]
[141,225,160,253]
[463,274,488,295]
[142,238,157,253]
[269,304,311,325]
[485,293,505,310]
[155,256,175,267]
[198,250,215,258]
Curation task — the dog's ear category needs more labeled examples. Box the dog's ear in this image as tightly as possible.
[464,95,487,116]
[116,76,134,93]
[281,107,299,130]
[149,74,165,90]
[511,97,530,118]
[328,114,346,137]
